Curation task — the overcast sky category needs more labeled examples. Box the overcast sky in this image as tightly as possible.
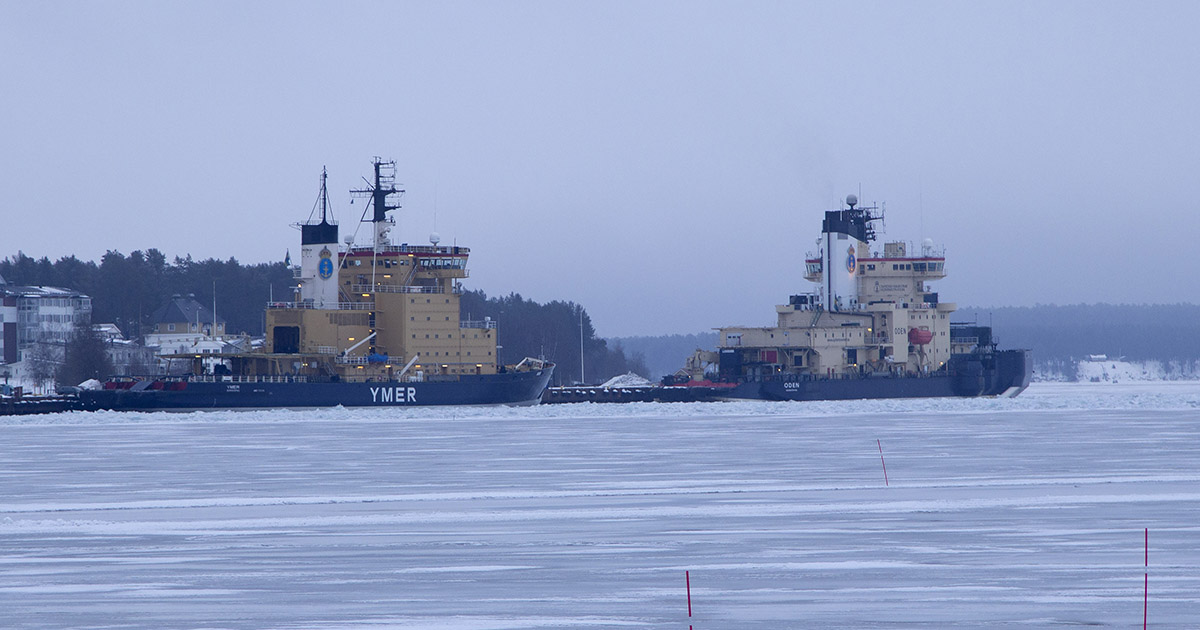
[3,1,1197,336]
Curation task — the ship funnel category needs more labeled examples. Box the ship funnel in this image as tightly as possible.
[298,169,342,309]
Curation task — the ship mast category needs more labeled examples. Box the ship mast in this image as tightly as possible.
[318,166,330,223]
[350,158,404,252]
[349,158,404,357]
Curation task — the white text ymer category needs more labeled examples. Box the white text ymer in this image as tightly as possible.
[370,386,418,404]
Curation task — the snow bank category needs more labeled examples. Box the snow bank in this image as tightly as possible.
[599,372,653,388]
[1076,358,1200,382]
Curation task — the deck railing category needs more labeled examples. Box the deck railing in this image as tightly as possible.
[350,284,444,294]
[346,244,471,256]
[190,375,310,384]
[266,301,375,310]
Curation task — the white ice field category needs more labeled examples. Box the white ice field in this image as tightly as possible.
[2,382,1198,629]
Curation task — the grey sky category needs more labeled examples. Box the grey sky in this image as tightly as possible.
[3,1,1197,336]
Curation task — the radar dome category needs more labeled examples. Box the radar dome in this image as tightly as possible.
[846,194,858,208]
[923,238,934,249]
[343,235,355,246]
[429,232,441,245]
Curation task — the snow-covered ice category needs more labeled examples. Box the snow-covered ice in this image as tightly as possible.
[1,381,1198,628]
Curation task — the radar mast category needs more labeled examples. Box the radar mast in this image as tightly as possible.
[350,158,404,249]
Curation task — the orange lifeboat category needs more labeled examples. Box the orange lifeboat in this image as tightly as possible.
[908,328,934,345]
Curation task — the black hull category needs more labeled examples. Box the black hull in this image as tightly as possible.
[80,368,554,412]
[722,349,1032,402]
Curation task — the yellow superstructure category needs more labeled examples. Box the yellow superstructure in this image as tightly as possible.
[265,244,498,379]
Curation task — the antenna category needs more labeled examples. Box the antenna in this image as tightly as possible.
[319,166,329,223]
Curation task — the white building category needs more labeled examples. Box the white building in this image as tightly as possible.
[1,281,16,365]
[1,275,94,391]
[0,275,92,365]
[93,323,159,376]
[145,294,231,356]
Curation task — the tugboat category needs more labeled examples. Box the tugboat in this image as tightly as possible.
[81,159,553,411]
[670,194,1031,401]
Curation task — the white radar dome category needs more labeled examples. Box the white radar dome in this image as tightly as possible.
[343,235,355,246]
[846,194,858,207]
[429,232,441,245]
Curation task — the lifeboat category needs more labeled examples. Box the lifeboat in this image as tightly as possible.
[908,328,934,345]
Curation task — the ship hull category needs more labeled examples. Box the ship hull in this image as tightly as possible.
[720,350,1032,402]
[80,368,554,412]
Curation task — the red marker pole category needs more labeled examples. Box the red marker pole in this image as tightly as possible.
[877,439,889,486]
[686,570,693,629]
[1144,528,1148,630]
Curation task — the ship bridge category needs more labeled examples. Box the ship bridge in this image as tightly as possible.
[805,240,946,307]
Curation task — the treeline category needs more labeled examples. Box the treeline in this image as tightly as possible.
[1,250,293,338]
[460,290,648,386]
[2,252,649,385]
[607,332,719,379]
[954,304,1200,363]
